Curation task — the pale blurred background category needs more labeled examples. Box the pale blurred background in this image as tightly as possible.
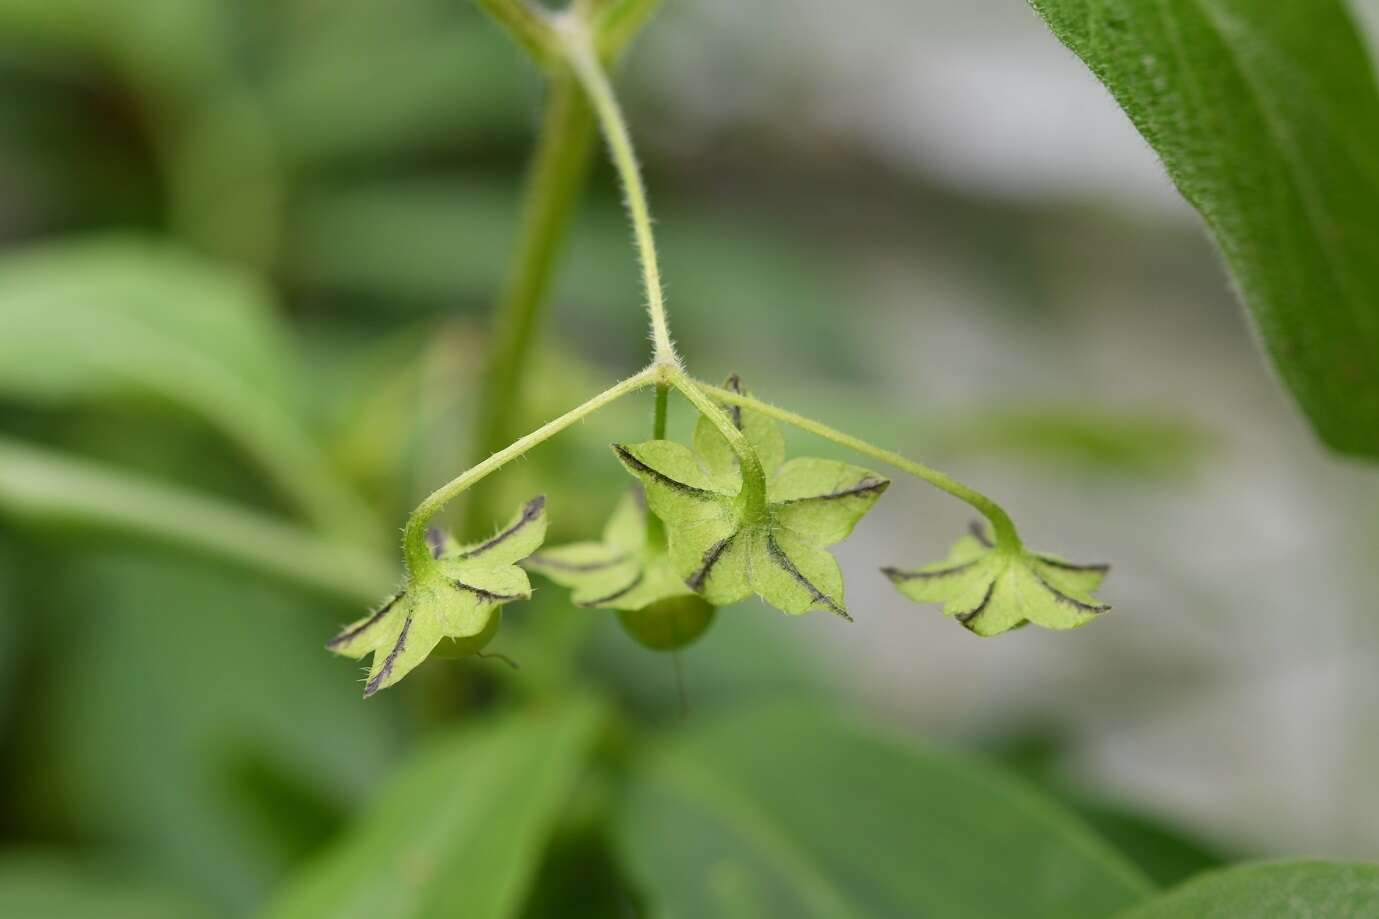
[3,0,1378,914]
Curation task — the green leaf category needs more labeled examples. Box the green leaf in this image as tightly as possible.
[0,235,375,538]
[264,697,604,919]
[616,702,1152,919]
[22,553,402,914]
[1113,860,1379,918]
[0,854,215,919]
[884,522,1110,636]
[1029,0,1379,458]
[328,497,547,696]
[0,436,391,604]
[614,378,887,618]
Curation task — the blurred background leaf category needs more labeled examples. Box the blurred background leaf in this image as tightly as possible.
[0,852,215,919]
[0,236,378,542]
[616,701,1154,918]
[264,697,604,919]
[1115,860,1379,918]
[0,436,391,600]
[9,552,406,915]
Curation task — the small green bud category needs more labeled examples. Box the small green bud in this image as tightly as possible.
[617,595,716,651]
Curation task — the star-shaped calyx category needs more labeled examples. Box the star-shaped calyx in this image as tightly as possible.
[613,375,888,619]
[327,496,547,696]
[525,489,715,650]
[883,521,1109,636]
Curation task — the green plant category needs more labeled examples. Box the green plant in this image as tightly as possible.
[3,0,1379,916]
[326,0,1112,697]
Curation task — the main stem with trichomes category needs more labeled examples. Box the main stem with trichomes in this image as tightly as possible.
[554,12,770,519]
[401,0,1025,580]
[553,12,1017,544]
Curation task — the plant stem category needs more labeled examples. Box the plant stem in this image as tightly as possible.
[463,73,596,539]
[556,14,678,366]
[669,372,768,519]
[645,382,669,548]
[553,18,768,513]
[405,367,657,572]
[697,381,1024,550]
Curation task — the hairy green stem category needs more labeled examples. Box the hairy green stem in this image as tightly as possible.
[405,367,657,572]
[556,14,678,366]
[669,372,768,519]
[553,16,768,514]
[463,74,596,538]
[645,382,669,548]
[697,381,1023,550]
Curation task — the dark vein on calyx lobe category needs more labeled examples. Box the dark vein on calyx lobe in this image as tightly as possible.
[457,495,546,560]
[724,373,744,429]
[527,552,630,573]
[452,579,524,603]
[327,591,402,649]
[956,581,996,630]
[364,614,412,697]
[765,533,849,620]
[881,558,979,582]
[968,521,993,548]
[579,572,645,607]
[1031,570,1109,613]
[778,477,889,505]
[1036,555,1110,574]
[614,445,719,497]
[687,534,736,592]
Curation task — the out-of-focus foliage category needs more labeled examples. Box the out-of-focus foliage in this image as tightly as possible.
[0,236,378,545]
[1115,860,1379,918]
[264,698,603,919]
[0,854,214,919]
[17,554,404,913]
[616,702,1152,918]
[1031,0,1379,459]
[2,0,1375,916]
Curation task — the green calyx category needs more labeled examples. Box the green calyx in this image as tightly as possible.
[328,496,548,697]
[883,522,1109,636]
[526,489,691,611]
[526,488,716,650]
[615,376,889,620]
